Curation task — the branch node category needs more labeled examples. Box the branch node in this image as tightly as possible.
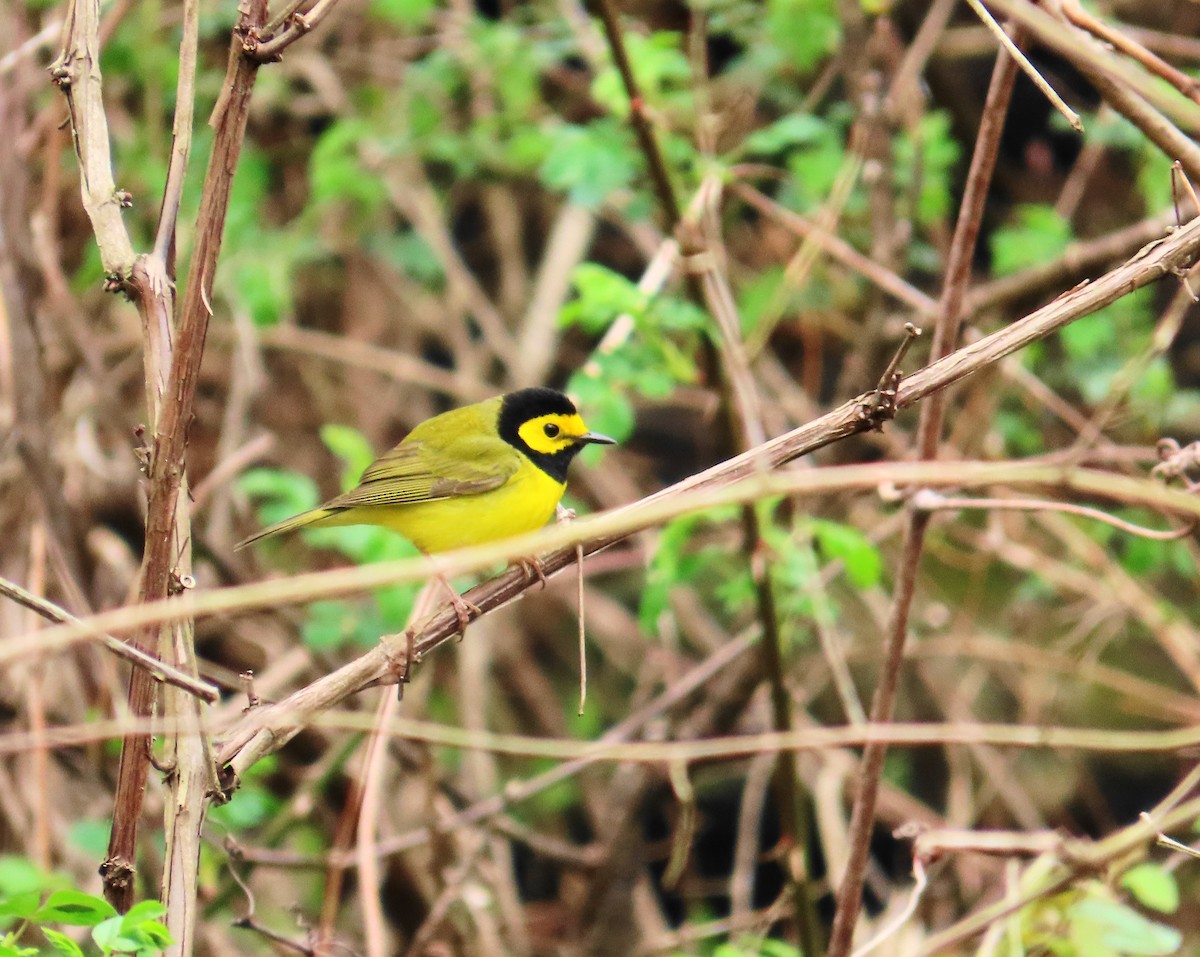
[1153,438,1200,490]
[855,320,922,430]
[216,764,240,804]
[238,25,265,57]
[383,628,417,692]
[854,373,901,431]
[908,488,946,511]
[99,857,135,894]
[48,61,71,88]
[240,670,260,709]
[133,424,152,476]
[167,570,196,596]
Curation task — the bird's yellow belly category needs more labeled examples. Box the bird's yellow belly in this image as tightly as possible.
[338,464,566,554]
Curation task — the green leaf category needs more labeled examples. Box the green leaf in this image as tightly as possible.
[238,468,320,532]
[990,205,1073,276]
[310,119,388,210]
[640,506,744,633]
[760,938,805,957]
[91,915,122,952]
[766,0,840,71]
[743,113,829,156]
[894,110,962,225]
[89,902,170,956]
[302,600,361,652]
[567,372,636,445]
[0,857,48,897]
[67,820,111,860]
[120,899,168,935]
[0,936,39,957]
[471,20,546,121]
[209,783,281,830]
[41,928,86,957]
[561,264,646,333]
[368,0,436,28]
[33,891,116,927]
[785,124,849,211]
[590,31,692,117]
[373,583,423,634]
[541,122,638,209]
[0,892,40,920]
[1121,863,1179,914]
[1068,897,1181,956]
[371,230,444,287]
[319,424,378,489]
[811,519,883,588]
[1136,146,1174,212]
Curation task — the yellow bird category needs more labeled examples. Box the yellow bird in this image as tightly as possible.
[237,387,614,627]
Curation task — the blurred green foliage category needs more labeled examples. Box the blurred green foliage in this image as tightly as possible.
[0,859,170,957]
[1021,873,1182,957]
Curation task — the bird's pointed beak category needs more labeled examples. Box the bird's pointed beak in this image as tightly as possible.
[578,431,616,446]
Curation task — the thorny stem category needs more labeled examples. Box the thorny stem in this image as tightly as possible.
[826,25,1024,957]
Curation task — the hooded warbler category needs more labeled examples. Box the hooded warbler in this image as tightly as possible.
[236,387,615,556]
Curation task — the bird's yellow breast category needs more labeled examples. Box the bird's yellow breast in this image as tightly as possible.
[344,457,567,554]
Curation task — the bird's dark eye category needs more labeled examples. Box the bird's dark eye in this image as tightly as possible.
[543,423,560,438]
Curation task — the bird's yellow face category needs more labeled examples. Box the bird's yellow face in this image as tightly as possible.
[517,412,593,456]
[498,387,615,483]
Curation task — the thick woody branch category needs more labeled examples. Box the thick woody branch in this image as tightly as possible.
[101,0,268,912]
[50,0,137,279]
[826,32,1023,954]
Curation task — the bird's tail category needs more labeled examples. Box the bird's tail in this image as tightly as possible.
[234,507,338,551]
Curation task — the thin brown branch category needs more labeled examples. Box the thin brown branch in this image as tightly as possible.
[586,9,819,946]
[693,175,821,948]
[917,793,1200,954]
[1078,60,1200,184]
[150,6,209,952]
[1062,0,1200,106]
[250,0,341,62]
[732,183,938,316]
[0,576,219,701]
[911,491,1196,540]
[981,0,1200,130]
[18,708,1200,765]
[591,0,680,230]
[965,0,1079,130]
[150,0,200,267]
[827,27,1023,957]
[15,441,1200,687]
[966,211,1178,314]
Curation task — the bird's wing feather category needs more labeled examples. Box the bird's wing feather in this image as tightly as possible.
[326,433,522,509]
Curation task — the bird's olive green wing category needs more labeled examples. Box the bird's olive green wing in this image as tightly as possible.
[324,432,522,509]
